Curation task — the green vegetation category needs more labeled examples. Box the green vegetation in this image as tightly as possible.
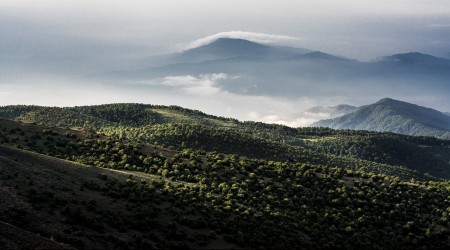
[1,104,450,249]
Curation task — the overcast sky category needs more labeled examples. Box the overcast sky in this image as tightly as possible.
[2,0,450,60]
[1,0,450,126]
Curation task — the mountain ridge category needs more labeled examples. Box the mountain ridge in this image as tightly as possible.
[381,52,450,66]
[112,38,450,103]
[164,38,313,65]
[312,98,450,139]
[100,37,450,107]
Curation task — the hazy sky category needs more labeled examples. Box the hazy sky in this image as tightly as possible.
[1,0,450,126]
[2,0,450,60]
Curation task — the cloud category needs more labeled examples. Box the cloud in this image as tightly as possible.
[249,101,360,127]
[253,114,321,128]
[180,31,299,50]
[161,74,223,96]
[265,116,320,127]
[0,72,345,128]
[129,74,333,127]
[138,73,236,96]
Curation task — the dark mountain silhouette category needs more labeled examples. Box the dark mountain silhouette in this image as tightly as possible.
[292,51,350,61]
[153,38,312,65]
[381,52,450,66]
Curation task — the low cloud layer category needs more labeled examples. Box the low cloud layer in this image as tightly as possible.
[136,73,237,96]
[2,71,448,127]
[159,74,230,96]
[0,72,335,127]
[130,74,341,127]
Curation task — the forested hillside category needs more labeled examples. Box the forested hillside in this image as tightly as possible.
[1,104,450,249]
[2,103,450,179]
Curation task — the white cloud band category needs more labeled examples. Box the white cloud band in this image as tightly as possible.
[181,31,299,50]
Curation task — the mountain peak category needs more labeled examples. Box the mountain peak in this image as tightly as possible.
[375,98,403,105]
[301,51,345,60]
[212,37,267,46]
[189,38,269,52]
[313,98,450,138]
[176,37,315,63]
[179,37,273,61]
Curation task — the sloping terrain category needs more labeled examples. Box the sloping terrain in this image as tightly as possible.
[0,104,450,249]
[0,220,74,249]
[1,130,450,249]
[2,104,450,179]
[313,98,450,139]
[0,145,241,249]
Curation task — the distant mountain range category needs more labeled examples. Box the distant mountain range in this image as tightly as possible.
[141,38,312,67]
[178,38,312,62]
[381,52,450,66]
[102,38,450,104]
[312,98,450,139]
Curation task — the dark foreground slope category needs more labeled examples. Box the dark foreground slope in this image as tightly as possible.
[0,145,241,249]
[1,133,450,249]
[0,220,74,249]
[313,98,450,139]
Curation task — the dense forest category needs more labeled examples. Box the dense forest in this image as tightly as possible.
[1,103,450,249]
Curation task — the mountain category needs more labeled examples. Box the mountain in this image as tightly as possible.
[144,38,312,66]
[381,52,450,66]
[181,38,308,60]
[312,98,450,139]
[102,39,450,107]
[176,38,272,62]
[305,104,359,119]
[291,51,350,61]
